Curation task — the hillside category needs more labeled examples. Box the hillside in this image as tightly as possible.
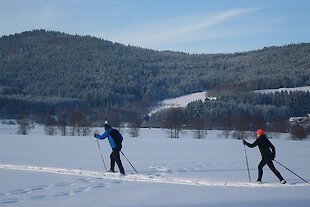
[0,30,310,117]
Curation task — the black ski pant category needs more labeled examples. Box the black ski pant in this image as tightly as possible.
[257,158,284,181]
[110,146,125,173]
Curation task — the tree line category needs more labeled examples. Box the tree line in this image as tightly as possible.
[149,91,310,139]
[1,30,310,119]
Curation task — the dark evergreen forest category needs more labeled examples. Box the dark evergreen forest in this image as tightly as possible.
[185,91,310,129]
[0,30,309,124]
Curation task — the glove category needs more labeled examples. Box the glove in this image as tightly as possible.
[242,140,247,145]
[94,133,98,138]
[272,153,276,160]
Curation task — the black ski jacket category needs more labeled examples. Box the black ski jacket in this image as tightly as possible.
[244,135,276,161]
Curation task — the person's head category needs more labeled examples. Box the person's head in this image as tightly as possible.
[256,129,264,138]
[104,123,111,130]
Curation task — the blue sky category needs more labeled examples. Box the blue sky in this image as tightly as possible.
[0,0,309,53]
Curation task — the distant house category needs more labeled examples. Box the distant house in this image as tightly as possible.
[206,96,217,101]
[289,117,304,122]
[289,115,310,127]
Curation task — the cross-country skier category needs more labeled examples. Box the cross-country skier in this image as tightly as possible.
[243,129,286,184]
[94,123,125,175]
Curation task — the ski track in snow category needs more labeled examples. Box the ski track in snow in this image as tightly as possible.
[1,164,309,188]
[1,163,309,205]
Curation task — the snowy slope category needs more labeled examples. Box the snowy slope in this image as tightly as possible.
[256,86,310,94]
[149,91,207,115]
[0,124,310,207]
[150,86,310,115]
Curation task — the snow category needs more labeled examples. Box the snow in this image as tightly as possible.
[161,92,207,107]
[0,123,310,207]
[149,85,310,116]
[149,91,207,115]
[256,86,310,94]
[149,86,310,116]
[150,86,310,116]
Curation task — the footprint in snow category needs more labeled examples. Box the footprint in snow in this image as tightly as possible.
[92,182,107,188]
[52,191,70,197]
[176,168,187,172]
[11,189,32,195]
[55,181,75,187]
[0,198,22,204]
[148,165,173,174]
[30,194,48,200]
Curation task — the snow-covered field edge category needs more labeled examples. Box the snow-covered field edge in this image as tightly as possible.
[1,121,310,207]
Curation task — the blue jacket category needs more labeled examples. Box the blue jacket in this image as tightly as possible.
[95,128,123,149]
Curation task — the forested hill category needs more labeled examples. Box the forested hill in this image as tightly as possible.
[0,30,310,116]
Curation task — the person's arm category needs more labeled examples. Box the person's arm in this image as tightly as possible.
[95,130,109,140]
[268,139,276,158]
[243,139,259,148]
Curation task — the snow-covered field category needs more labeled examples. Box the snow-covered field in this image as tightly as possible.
[0,123,310,207]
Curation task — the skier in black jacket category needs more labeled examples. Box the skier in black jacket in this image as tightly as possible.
[243,129,286,184]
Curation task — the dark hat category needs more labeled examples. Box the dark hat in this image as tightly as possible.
[104,123,111,130]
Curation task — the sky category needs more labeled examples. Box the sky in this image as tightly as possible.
[0,0,309,54]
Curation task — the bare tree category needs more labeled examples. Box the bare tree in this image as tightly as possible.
[106,108,122,128]
[268,119,289,138]
[57,110,69,136]
[233,114,249,139]
[269,119,289,133]
[16,113,34,135]
[222,115,232,138]
[191,117,207,139]
[44,115,57,135]
[290,123,307,140]
[162,108,185,138]
[70,107,90,136]
[252,117,267,132]
[127,117,142,138]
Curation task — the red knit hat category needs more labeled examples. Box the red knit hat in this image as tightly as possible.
[256,129,264,136]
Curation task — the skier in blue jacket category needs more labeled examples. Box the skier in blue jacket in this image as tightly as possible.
[94,123,125,175]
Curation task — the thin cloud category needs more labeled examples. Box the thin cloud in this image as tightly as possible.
[109,8,259,48]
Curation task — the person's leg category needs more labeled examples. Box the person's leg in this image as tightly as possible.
[266,160,285,181]
[110,151,116,172]
[257,159,266,182]
[112,147,125,174]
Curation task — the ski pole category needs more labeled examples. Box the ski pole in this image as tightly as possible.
[121,151,139,174]
[274,159,308,183]
[243,142,251,182]
[95,138,108,172]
